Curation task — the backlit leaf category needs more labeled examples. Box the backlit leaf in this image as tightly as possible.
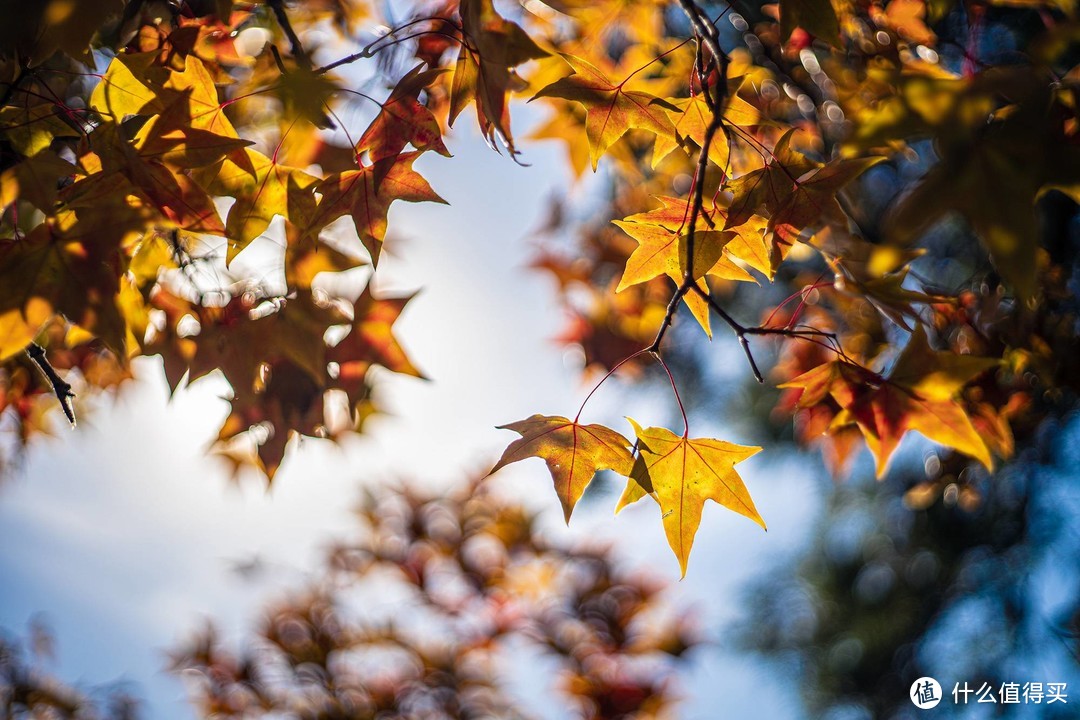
[532,54,678,170]
[618,419,764,577]
[492,415,634,523]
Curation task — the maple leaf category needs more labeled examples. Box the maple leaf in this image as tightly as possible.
[724,129,817,231]
[0,151,77,212]
[93,133,227,235]
[156,54,242,139]
[613,196,769,334]
[273,64,341,130]
[94,54,248,168]
[652,92,761,169]
[89,52,164,120]
[328,288,425,384]
[839,268,946,331]
[769,156,884,242]
[780,326,999,476]
[0,295,52,362]
[614,220,733,290]
[0,216,129,355]
[452,0,548,153]
[491,415,634,523]
[195,147,319,262]
[356,64,451,188]
[617,419,763,577]
[0,102,82,158]
[306,152,446,266]
[532,54,678,170]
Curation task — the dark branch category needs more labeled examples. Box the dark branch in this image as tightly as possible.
[267,0,313,71]
[640,1,846,385]
[26,343,76,427]
[645,0,730,352]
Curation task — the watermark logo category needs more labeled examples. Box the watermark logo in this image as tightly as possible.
[911,677,943,709]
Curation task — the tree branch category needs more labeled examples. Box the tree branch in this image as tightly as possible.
[640,2,847,385]
[26,343,76,427]
[267,0,313,71]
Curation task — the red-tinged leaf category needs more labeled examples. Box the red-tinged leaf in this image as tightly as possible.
[780,327,999,476]
[131,159,225,234]
[356,64,451,187]
[532,54,678,170]
[492,415,634,523]
[307,152,446,266]
[724,129,817,231]
[770,156,885,241]
[329,288,424,383]
[618,419,763,577]
[455,0,548,153]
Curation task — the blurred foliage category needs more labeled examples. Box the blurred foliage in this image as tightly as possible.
[738,414,1080,719]
[2,476,697,719]
[0,618,140,719]
[168,473,696,719]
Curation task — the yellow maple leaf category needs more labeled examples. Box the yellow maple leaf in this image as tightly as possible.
[618,419,763,577]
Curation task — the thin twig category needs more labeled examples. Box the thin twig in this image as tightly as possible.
[267,0,313,71]
[640,1,848,387]
[313,18,467,76]
[689,283,844,383]
[26,343,76,427]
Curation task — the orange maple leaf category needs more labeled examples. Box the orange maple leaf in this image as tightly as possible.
[781,326,1000,476]
[492,415,634,523]
[307,152,446,266]
[356,64,451,187]
[532,54,678,170]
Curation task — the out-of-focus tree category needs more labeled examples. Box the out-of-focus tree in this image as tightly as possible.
[1,619,141,719]
[737,412,1080,719]
[167,474,696,719]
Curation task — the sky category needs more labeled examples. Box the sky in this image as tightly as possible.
[0,86,823,720]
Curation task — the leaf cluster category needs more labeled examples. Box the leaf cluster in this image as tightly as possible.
[1,0,1079,576]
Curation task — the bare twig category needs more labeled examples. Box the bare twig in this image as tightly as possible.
[267,0,313,71]
[313,17,467,76]
[690,283,842,383]
[26,343,76,427]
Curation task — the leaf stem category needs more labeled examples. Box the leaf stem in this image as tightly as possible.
[573,350,647,423]
[655,354,689,438]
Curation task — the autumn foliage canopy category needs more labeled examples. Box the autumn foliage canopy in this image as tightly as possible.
[1,0,1078,578]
